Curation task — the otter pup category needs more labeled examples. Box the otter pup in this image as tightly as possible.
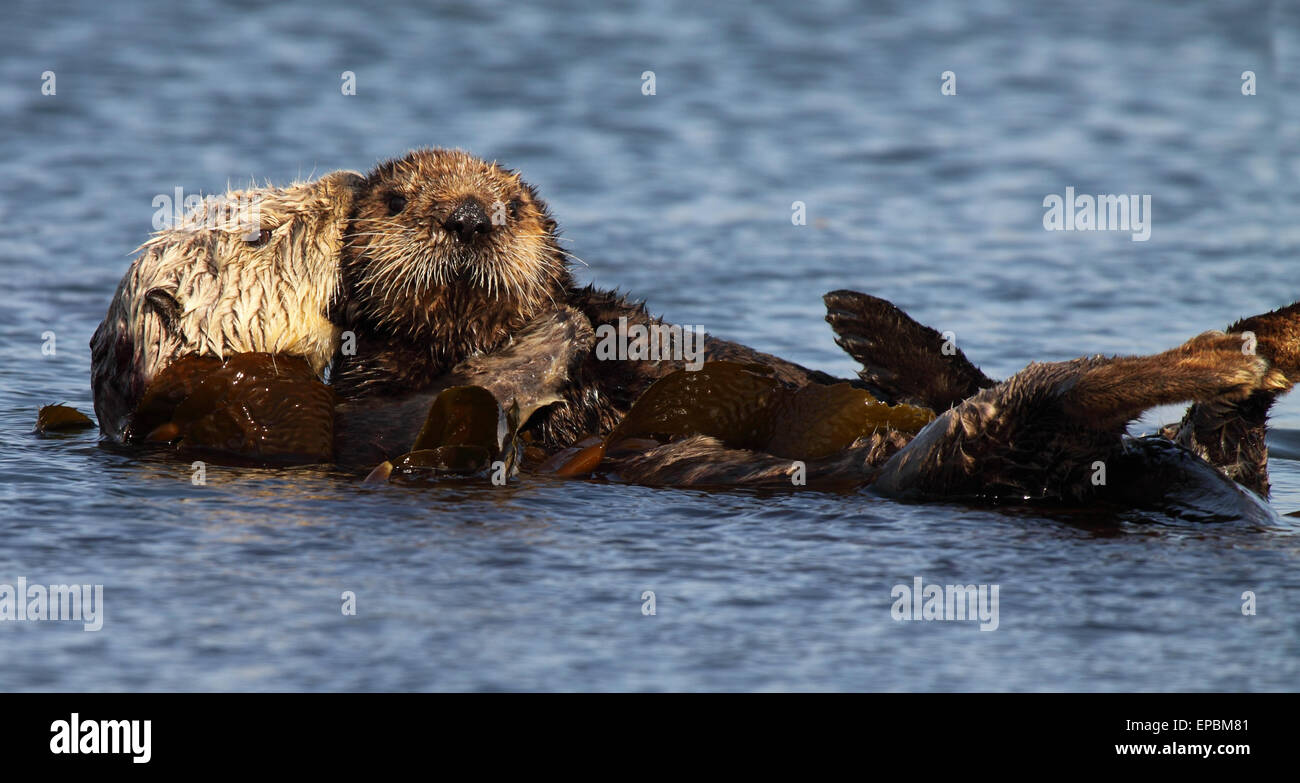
[332,148,857,450]
[332,150,571,397]
[91,170,363,444]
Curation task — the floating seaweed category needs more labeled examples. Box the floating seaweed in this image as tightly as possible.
[547,361,935,476]
[129,353,335,463]
[34,404,95,434]
[365,385,534,485]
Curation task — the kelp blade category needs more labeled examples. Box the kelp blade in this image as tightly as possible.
[411,386,505,452]
[35,405,95,433]
[606,361,935,463]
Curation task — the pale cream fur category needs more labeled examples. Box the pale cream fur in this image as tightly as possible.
[90,170,363,440]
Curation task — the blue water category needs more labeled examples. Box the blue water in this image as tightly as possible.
[2,0,1299,691]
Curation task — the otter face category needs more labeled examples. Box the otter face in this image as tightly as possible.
[341,148,572,354]
[91,170,363,440]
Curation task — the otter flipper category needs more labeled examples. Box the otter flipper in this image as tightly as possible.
[823,290,994,411]
[874,331,1278,501]
[1164,302,1300,497]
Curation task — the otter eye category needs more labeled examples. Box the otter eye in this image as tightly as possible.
[246,229,273,247]
[507,198,523,218]
[387,194,407,215]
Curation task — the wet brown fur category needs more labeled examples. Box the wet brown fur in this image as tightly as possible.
[332,149,572,398]
[823,290,994,410]
[608,431,909,488]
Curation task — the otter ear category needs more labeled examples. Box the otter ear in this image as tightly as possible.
[144,288,182,334]
[319,170,365,193]
[323,169,365,186]
[319,170,366,203]
[313,170,367,220]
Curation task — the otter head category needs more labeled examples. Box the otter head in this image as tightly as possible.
[336,148,573,389]
[90,170,364,441]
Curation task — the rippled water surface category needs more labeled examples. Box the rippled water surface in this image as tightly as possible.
[2,0,1299,690]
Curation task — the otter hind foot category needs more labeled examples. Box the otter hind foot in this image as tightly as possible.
[822,290,994,411]
[1229,301,1300,389]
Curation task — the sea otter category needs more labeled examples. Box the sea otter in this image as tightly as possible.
[87,148,1300,518]
[331,148,858,452]
[90,170,364,455]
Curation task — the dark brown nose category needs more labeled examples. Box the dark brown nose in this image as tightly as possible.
[443,198,492,242]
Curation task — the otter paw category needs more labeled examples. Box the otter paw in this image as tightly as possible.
[1230,302,1300,387]
[1178,330,1281,400]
